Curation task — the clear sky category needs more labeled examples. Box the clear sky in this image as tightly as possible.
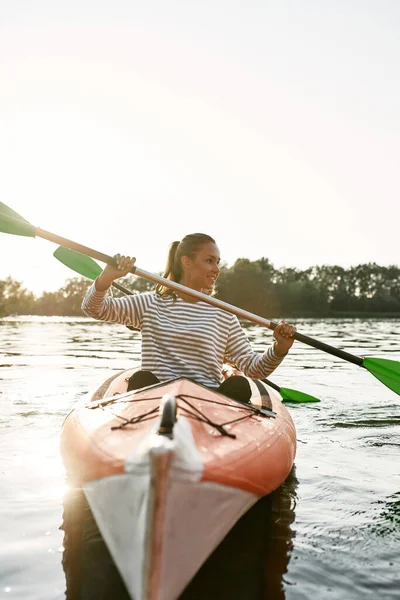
[1,1,399,295]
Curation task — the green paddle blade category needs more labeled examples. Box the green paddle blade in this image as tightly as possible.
[53,246,103,280]
[362,357,400,396]
[0,203,36,237]
[263,377,321,403]
[279,386,320,404]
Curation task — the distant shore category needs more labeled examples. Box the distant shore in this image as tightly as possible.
[2,312,400,321]
[2,259,400,319]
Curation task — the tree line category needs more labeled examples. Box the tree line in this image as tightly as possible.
[1,259,400,318]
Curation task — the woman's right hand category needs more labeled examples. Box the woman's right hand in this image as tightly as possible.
[95,254,136,291]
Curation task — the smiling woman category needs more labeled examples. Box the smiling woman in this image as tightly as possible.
[156,234,220,298]
[81,233,296,401]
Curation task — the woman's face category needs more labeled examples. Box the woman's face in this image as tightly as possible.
[181,242,221,292]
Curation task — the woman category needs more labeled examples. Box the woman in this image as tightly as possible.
[82,233,296,401]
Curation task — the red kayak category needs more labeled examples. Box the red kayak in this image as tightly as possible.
[60,368,296,600]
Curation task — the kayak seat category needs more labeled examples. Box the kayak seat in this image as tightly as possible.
[126,370,160,392]
[218,375,252,403]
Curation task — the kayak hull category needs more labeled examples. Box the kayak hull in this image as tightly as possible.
[60,371,296,600]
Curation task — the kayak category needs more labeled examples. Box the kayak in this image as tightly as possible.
[60,369,296,600]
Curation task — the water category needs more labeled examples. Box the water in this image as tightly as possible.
[0,317,399,599]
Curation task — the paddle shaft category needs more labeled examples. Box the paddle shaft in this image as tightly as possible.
[2,214,364,367]
[263,378,280,392]
[110,280,131,295]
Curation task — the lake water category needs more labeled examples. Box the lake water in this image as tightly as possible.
[0,317,399,599]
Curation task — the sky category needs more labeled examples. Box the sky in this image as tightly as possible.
[0,1,399,295]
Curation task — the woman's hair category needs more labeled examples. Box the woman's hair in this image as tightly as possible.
[156,233,216,296]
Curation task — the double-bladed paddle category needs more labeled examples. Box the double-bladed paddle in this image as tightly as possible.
[1,201,399,397]
[53,245,320,404]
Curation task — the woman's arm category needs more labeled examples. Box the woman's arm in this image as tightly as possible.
[81,254,145,327]
[95,254,136,291]
[225,317,296,379]
[271,320,296,357]
[81,285,144,327]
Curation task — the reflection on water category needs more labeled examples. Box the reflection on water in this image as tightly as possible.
[61,469,298,600]
[0,317,399,599]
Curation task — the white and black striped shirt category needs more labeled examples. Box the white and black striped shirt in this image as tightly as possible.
[82,286,284,389]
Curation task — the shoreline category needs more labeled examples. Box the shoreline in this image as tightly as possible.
[3,312,400,321]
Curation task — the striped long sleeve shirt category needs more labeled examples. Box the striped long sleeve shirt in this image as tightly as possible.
[82,285,285,389]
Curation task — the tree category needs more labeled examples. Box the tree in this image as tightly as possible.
[2,259,399,318]
[34,277,92,316]
[0,277,36,316]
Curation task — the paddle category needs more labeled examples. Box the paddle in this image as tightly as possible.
[1,202,399,397]
[53,246,131,296]
[53,246,320,403]
[53,246,139,333]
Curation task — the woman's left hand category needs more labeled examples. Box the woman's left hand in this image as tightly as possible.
[272,320,296,357]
